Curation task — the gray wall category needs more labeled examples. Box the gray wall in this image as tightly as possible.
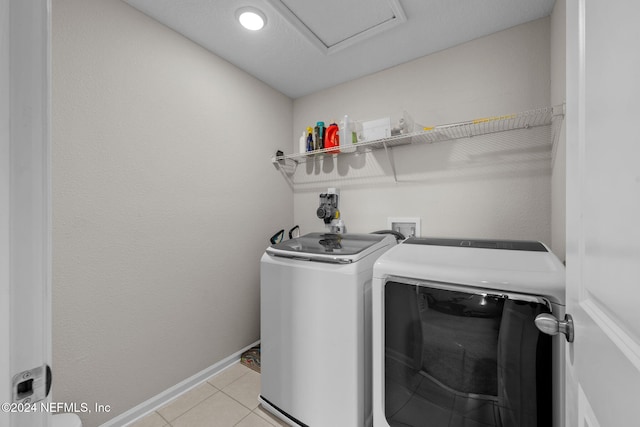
[51,0,292,425]
[292,18,554,246]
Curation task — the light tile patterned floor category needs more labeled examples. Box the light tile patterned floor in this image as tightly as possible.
[127,363,288,427]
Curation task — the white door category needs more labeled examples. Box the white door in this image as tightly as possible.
[565,0,640,426]
[1,1,51,426]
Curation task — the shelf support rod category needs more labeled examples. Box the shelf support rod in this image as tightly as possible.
[272,155,296,189]
[382,142,398,183]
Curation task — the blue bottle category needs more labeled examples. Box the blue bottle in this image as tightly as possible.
[306,127,313,152]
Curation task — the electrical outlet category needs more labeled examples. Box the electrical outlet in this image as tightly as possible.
[387,217,420,238]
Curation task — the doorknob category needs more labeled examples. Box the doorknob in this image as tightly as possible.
[534,313,575,343]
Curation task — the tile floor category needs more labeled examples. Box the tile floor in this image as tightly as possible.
[127,362,287,427]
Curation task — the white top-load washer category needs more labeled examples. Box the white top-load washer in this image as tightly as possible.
[260,232,397,427]
[372,238,565,427]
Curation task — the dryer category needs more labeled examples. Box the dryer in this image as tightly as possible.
[372,238,565,427]
[260,232,397,427]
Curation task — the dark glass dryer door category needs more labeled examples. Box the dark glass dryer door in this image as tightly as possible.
[384,279,553,427]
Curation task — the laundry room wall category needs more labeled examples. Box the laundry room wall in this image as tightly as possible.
[52,0,292,425]
[291,17,554,246]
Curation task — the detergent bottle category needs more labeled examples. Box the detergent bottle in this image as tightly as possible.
[325,121,340,154]
[314,121,325,150]
[306,127,314,152]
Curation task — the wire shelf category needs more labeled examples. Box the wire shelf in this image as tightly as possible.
[272,105,564,185]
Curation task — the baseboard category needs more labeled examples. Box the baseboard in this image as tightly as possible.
[99,340,260,427]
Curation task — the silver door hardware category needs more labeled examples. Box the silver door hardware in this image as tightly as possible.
[535,313,575,343]
[12,365,52,404]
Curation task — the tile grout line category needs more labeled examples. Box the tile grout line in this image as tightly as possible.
[157,382,220,426]
[212,367,251,388]
[232,411,254,427]
[163,390,217,427]
[252,407,281,427]
[161,383,221,425]
[156,410,171,426]
[204,364,250,391]
[219,389,260,414]
[148,364,260,427]
[219,367,272,426]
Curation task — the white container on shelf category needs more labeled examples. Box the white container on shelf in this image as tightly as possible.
[340,115,357,153]
[357,111,418,143]
[299,130,307,154]
[361,117,391,141]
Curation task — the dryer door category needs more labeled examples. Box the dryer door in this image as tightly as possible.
[383,279,553,427]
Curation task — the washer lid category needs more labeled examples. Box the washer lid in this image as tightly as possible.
[267,232,392,262]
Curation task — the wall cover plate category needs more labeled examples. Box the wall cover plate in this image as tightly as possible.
[387,217,420,238]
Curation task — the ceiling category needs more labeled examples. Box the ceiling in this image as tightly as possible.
[122,0,556,99]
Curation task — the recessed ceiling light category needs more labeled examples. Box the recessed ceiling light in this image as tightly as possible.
[236,7,266,31]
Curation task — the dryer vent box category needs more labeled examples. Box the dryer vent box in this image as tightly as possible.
[387,217,420,238]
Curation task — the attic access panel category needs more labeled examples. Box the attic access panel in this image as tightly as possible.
[265,0,406,54]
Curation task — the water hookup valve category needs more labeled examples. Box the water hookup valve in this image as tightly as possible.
[317,188,345,234]
[317,192,338,224]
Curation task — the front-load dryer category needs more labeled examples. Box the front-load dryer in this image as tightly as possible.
[260,232,397,427]
[372,238,565,427]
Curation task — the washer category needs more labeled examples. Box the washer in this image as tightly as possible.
[260,232,397,427]
[372,238,565,427]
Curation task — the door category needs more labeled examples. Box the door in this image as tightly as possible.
[565,0,640,426]
[1,1,52,426]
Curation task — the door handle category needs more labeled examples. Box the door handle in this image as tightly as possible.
[535,313,575,343]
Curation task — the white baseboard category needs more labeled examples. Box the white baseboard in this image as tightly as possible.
[99,340,260,427]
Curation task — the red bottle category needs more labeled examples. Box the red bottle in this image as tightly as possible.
[325,122,340,154]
